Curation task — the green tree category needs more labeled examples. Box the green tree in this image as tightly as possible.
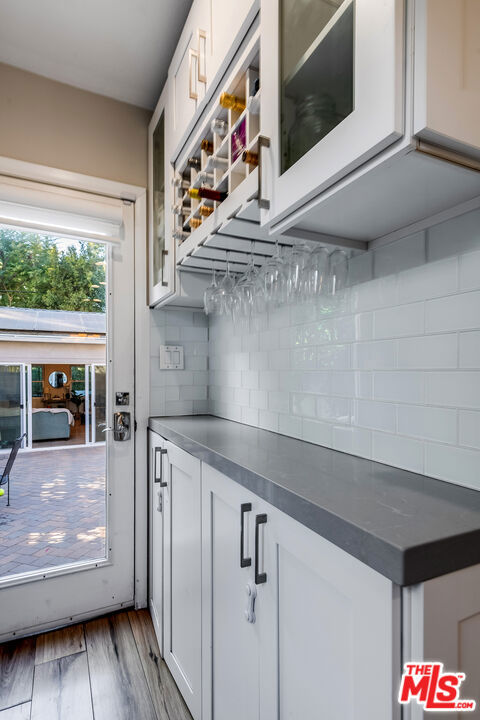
[0,229,106,312]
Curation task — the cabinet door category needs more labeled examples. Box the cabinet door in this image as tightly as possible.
[201,463,261,720]
[260,0,404,228]
[259,505,398,719]
[148,84,175,306]
[207,0,258,89]
[148,431,165,655]
[169,0,210,156]
[414,0,480,158]
[163,442,202,720]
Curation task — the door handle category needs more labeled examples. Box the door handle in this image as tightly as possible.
[258,136,271,210]
[240,503,252,568]
[113,411,130,441]
[197,29,207,84]
[154,447,168,486]
[189,48,198,100]
[161,249,169,287]
[255,513,267,584]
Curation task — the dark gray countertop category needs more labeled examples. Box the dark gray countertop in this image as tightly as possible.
[149,415,480,586]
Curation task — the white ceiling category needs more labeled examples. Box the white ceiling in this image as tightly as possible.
[0,0,193,109]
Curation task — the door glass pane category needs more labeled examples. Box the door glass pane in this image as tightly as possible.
[0,365,22,449]
[280,0,354,173]
[152,112,166,286]
[94,365,106,442]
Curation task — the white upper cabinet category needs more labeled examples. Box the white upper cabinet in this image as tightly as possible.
[260,0,405,228]
[413,0,480,159]
[148,85,175,306]
[207,0,258,88]
[169,0,210,156]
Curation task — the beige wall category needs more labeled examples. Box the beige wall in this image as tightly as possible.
[0,62,151,186]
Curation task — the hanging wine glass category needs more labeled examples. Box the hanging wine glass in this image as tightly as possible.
[329,249,349,295]
[287,243,311,301]
[303,246,329,298]
[217,252,236,316]
[204,265,219,315]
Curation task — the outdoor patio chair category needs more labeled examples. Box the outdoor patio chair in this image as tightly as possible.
[0,433,26,507]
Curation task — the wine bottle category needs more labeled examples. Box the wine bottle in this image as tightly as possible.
[201,139,214,154]
[173,230,189,243]
[219,92,246,112]
[189,187,228,202]
[187,157,201,170]
[189,217,202,229]
[211,118,228,137]
[199,205,214,217]
[205,155,229,172]
[196,170,214,184]
[172,203,190,215]
[172,177,190,190]
[242,150,259,167]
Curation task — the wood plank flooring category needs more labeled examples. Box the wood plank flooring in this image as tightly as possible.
[0,610,191,720]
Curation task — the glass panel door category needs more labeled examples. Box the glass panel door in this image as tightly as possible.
[281,0,354,172]
[152,112,166,289]
[0,364,25,449]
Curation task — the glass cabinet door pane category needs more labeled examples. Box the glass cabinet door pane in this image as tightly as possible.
[152,112,166,287]
[281,0,354,173]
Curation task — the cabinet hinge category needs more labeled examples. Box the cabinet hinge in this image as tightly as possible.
[121,197,134,206]
[134,419,137,432]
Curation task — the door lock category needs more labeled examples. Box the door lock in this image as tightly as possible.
[113,411,131,441]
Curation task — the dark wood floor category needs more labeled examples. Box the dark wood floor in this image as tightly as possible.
[0,610,192,720]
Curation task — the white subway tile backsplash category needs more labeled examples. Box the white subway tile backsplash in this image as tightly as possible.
[268,390,290,414]
[426,372,480,409]
[459,250,480,291]
[203,210,480,489]
[459,410,480,450]
[425,443,480,490]
[374,303,424,339]
[333,426,372,458]
[354,400,396,433]
[397,405,457,444]
[397,256,457,304]
[180,325,208,341]
[353,340,396,370]
[372,432,424,474]
[259,410,279,432]
[374,372,424,404]
[397,334,457,369]
[374,232,425,278]
[426,291,480,332]
[179,385,207,401]
[250,389,268,410]
[316,396,351,424]
[165,400,194,415]
[302,419,333,447]
[459,331,480,368]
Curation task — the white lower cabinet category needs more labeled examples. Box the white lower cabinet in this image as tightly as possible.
[201,462,399,720]
[163,441,202,720]
[148,430,166,654]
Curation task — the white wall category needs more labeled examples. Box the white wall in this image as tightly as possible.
[150,308,208,416]
[209,208,480,491]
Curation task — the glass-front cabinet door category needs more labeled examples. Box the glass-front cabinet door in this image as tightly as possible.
[260,0,405,228]
[149,85,174,306]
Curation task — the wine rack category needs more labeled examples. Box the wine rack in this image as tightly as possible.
[172,64,260,245]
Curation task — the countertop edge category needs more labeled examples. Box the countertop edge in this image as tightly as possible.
[149,417,480,586]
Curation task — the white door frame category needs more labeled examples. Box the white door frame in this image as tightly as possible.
[0,155,149,631]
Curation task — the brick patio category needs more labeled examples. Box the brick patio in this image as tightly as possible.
[0,445,105,577]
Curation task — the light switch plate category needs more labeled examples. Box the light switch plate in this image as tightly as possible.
[160,345,184,370]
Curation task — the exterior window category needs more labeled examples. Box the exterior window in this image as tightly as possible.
[31,365,43,397]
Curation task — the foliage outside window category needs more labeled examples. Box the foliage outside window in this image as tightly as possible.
[0,229,106,312]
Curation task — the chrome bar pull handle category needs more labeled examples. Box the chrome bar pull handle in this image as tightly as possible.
[154,447,168,486]
[258,136,271,210]
[240,503,252,568]
[255,513,267,584]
